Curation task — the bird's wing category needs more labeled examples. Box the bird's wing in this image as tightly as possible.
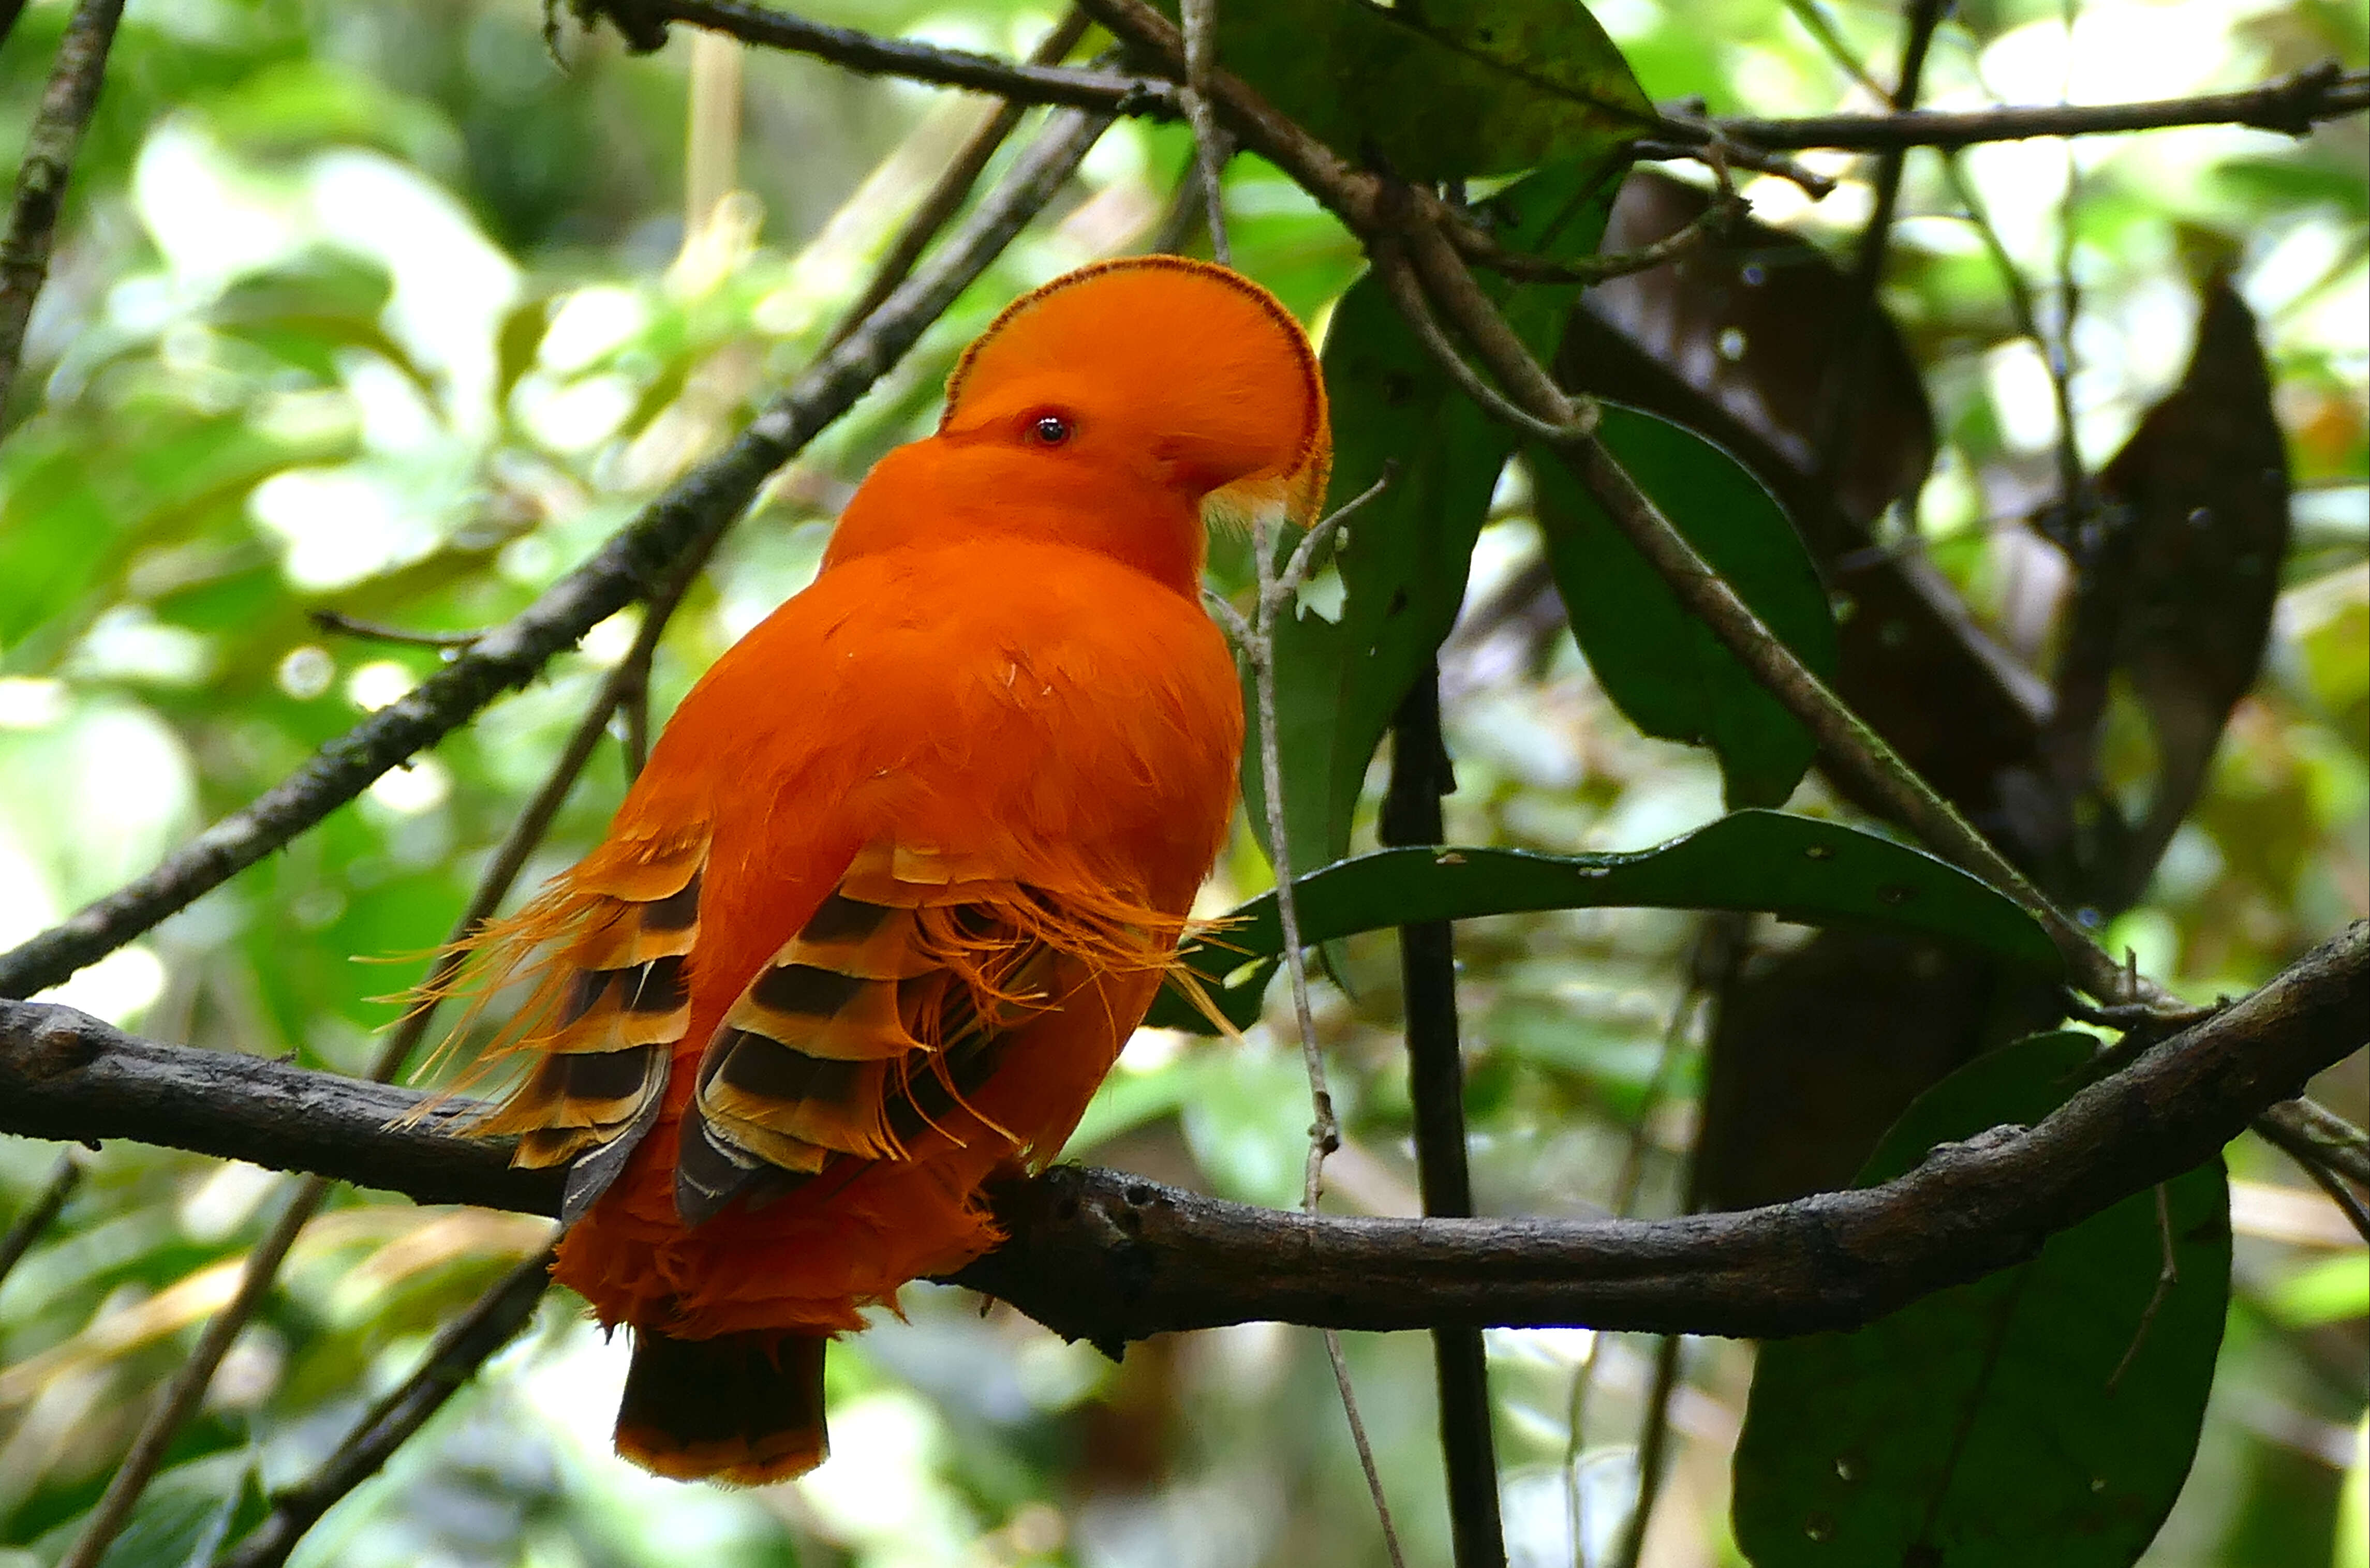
[673,840,1159,1227]
[447,826,706,1228]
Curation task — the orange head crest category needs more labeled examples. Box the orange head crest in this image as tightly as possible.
[827,258,1331,593]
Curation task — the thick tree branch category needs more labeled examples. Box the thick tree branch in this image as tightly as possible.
[0,107,1110,1004]
[3,922,2357,1347]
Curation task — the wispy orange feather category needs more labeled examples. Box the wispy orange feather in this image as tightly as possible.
[425,257,1330,1485]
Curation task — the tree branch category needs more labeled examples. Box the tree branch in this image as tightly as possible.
[586,0,1180,117]
[216,1246,557,1568]
[0,0,126,410]
[1716,61,2369,150]
[3,921,2357,1346]
[0,106,1111,1004]
[588,2,2368,170]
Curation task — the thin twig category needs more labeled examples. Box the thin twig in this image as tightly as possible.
[216,1246,557,1568]
[2104,1183,2177,1392]
[2255,1113,2370,1245]
[1242,443,1404,1563]
[0,0,126,410]
[1716,61,2368,148]
[1179,0,1231,265]
[0,107,1110,1004]
[0,1147,84,1291]
[642,0,1179,116]
[822,8,1091,346]
[59,1174,330,1568]
[1814,0,1947,477]
[648,1,2366,158]
[1774,0,1889,98]
[1611,1332,1684,1568]
[308,610,487,649]
[1939,154,2082,510]
[1323,1329,1410,1568]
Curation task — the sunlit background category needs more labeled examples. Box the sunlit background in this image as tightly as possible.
[0,0,2363,1563]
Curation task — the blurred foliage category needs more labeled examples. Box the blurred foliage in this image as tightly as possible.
[0,1,2363,1566]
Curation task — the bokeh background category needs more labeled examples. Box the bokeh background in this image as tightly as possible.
[0,0,2363,1564]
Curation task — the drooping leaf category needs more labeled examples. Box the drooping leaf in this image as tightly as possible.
[1172,0,1654,180]
[1556,172,2049,848]
[1150,810,2057,1032]
[2050,277,2291,910]
[1531,404,1839,808]
[1579,168,1936,530]
[1732,1032,2231,1568]
[1255,156,1626,873]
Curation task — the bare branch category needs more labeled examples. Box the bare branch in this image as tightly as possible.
[307,610,487,649]
[1716,61,2369,150]
[3,921,2359,1345]
[0,0,126,408]
[611,2,2365,183]
[59,1176,331,1568]
[0,107,1111,1004]
[584,0,1179,117]
[821,8,1093,346]
[0,1148,83,1291]
[217,1246,557,1568]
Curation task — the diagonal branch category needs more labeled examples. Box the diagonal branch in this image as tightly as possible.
[1,921,2359,1343]
[0,106,1112,1005]
[216,1246,557,1568]
[0,0,126,410]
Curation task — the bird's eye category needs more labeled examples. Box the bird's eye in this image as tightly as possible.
[1030,415,1071,446]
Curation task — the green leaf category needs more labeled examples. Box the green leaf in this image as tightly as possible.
[1255,156,1625,873]
[1149,810,2058,1031]
[1532,404,1839,808]
[1732,1032,2231,1568]
[35,1452,269,1568]
[1176,0,1654,180]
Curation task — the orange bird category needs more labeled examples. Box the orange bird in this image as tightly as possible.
[442,258,1329,1484]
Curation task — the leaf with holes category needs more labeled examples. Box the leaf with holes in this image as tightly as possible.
[1167,0,1653,180]
[1253,156,1626,875]
[1149,809,2056,1032]
[1532,404,1839,808]
[1731,1031,2230,1568]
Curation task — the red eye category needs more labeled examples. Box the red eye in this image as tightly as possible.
[1030,415,1071,445]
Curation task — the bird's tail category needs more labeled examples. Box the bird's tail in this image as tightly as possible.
[613,1328,828,1485]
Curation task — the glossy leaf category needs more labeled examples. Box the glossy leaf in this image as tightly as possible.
[1150,810,2058,1032]
[1173,0,1653,180]
[1732,1032,2230,1568]
[1532,404,1839,808]
[1255,157,1626,873]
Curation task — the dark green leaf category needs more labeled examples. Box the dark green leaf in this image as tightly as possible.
[1150,810,2058,1031]
[1732,1032,2230,1568]
[1532,404,1839,808]
[1255,156,1625,872]
[1172,0,1653,180]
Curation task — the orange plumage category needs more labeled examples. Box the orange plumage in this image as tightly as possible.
[441,258,1330,1484]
